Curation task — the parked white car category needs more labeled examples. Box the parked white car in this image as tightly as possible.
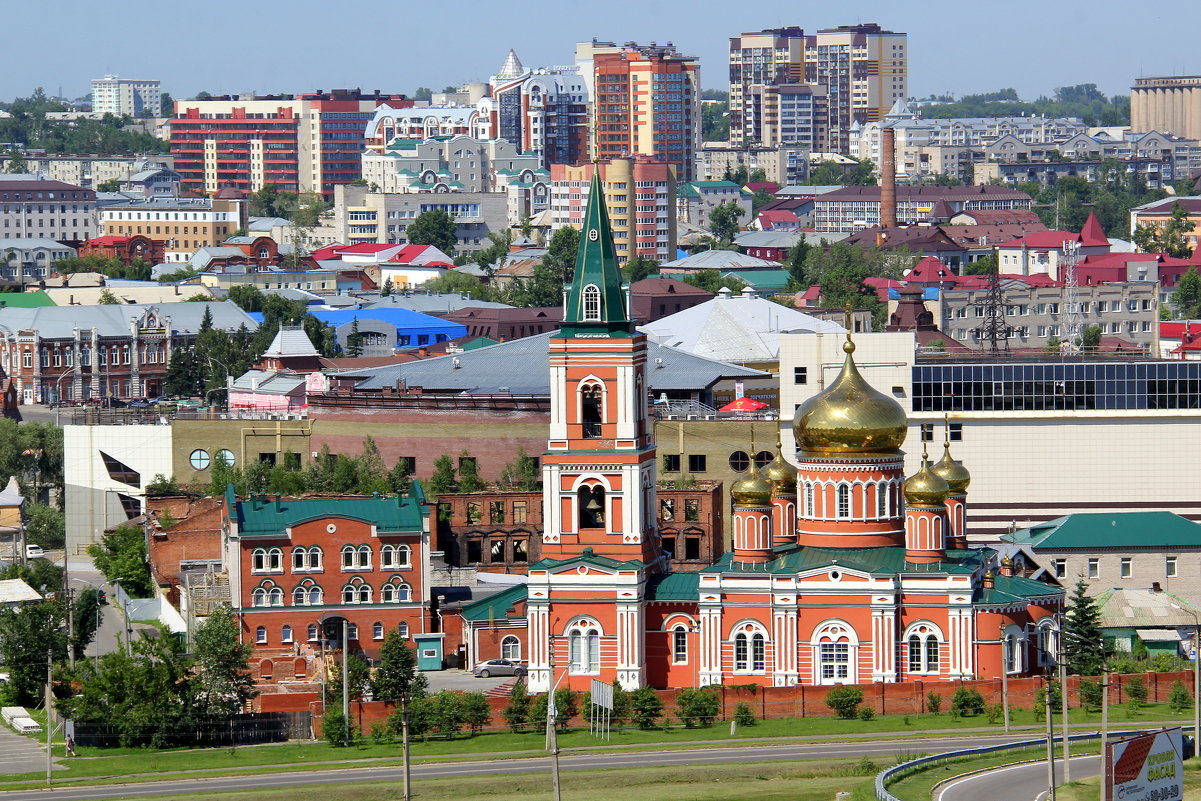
[24,544,43,559]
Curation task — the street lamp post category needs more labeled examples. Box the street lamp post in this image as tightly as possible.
[1172,602,1201,753]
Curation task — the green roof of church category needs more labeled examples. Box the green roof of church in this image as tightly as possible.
[530,547,647,571]
[980,574,1062,605]
[701,545,981,576]
[646,571,700,601]
[558,172,633,338]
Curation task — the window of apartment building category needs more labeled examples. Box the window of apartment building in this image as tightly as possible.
[920,424,934,441]
[687,454,706,473]
[1120,557,1132,579]
[793,366,808,384]
[949,423,962,441]
[684,499,700,522]
[466,540,482,563]
[1053,558,1066,578]
[663,454,681,472]
[512,501,527,524]
[1167,556,1178,578]
[489,501,505,525]
[1087,557,1099,579]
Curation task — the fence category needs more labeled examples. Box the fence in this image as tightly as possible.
[71,711,311,748]
[873,728,1166,801]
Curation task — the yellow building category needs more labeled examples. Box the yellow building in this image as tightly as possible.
[0,477,25,561]
[100,196,246,262]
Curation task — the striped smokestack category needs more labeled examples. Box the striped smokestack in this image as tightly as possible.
[880,125,897,228]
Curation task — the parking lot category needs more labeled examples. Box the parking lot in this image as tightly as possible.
[424,669,512,694]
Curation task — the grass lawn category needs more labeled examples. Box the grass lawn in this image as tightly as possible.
[0,701,1187,789]
[885,745,1099,801]
[54,758,886,801]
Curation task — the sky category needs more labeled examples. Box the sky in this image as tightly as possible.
[11,0,1199,103]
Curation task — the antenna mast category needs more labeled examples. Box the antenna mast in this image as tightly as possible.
[1061,239,1082,354]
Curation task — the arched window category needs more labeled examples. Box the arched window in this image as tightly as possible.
[358,545,372,568]
[268,587,283,606]
[342,585,356,604]
[673,625,688,664]
[307,623,319,641]
[309,547,323,569]
[348,623,359,640]
[381,544,395,568]
[805,483,814,516]
[582,283,601,321]
[252,548,266,573]
[813,621,857,684]
[904,624,943,674]
[568,622,601,674]
[255,626,267,644]
[373,622,384,640]
[581,383,602,438]
[577,485,605,529]
[398,622,409,639]
[502,635,521,660]
[837,484,851,519]
[394,583,410,602]
[908,635,922,672]
[358,585,372,603]
[252,587,267,607]
[308,586,323,605]
[381,583,395,603]
[292,548,307,571]
[926,636,940,672]
[341,545,356,569]
[394,544,411,568]
[267,548,282,571]
[282,624,293,643]
[877,482,888,518]
[733,626,768,672]
[293,586,308,606]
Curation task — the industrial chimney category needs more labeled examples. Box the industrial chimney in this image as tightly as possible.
[880,125,897,229]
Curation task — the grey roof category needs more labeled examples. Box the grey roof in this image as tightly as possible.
[1095,587,1201,630]
[339,331,769,394]
[0,300,257,339]
[0,579,41,605]
[662,250,781,270]
[735,231,807,249]
[261,288,321,302]
[262,325,319,358]
[230,370,307,395]
[364,292,512,313]
[248,216,292,232]
[0,238,73,250]
[322,294,362,309]
[189,247,245,271]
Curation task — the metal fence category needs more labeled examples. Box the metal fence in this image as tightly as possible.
[71,711,311,748]
[873,728,1160,801]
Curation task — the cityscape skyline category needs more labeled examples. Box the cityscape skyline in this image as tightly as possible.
[13,0,1199,104]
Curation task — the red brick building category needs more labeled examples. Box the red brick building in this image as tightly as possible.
[224,487,431,665]
[78,235,166,266]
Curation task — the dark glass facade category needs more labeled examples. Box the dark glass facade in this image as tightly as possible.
[913,361,1201,412]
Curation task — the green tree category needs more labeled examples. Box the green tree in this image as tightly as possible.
[681,269,747,295]
[407,209,458,254]
[1169,679,1192,713]
[1172,267,1201,319]
[473,229,513,278]
[345,318,364,357]
[25,502,64,549]
[701,100,729,142]
[950,687,986,716]
[1133,202,1194,257]
[674,687,720,728]
[193,606,256,715]
[87,524,154,598]
[428,455,457,494]
[621,255,659,283]
[461,691,491,734]
[457,452,485,493]
[502,680,531,731]
[784,235,812,288]
[629,686,663,729]
[380,278,394,297]
[248,184,282,218]
[506,225,579,308]
[97,288,121,305]
[498,446,540,491]
[325,653,372,704]
[5,148,28,174]
[1082,324,1102,350]
[0,600,65,703]
[71,587,102,661]
[426,690,466,737]
[419,270,499,301]
[1063,579,1105,676]
[708,200,745,243]
[96,178,121,192]
[531,688,579,731]
[825,686,864,719]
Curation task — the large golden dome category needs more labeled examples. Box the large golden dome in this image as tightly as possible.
[793,337,908,456]
[932,444,971,493]
[731,464,773,505]
[903,457,950,506]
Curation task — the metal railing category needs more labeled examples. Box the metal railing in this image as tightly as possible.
[873,728,1162,801]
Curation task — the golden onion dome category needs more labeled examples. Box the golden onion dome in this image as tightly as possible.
[730,464,773,506]
[903,457,950,506]
[793,336,908,457]
[763,451,798,491]
[932,444,971,493]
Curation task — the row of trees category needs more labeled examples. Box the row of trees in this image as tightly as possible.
[49,254,154,281]
[919,84,1130,127]
[0,419,64,548]
[202,440,413,498]
[0,89,167,154]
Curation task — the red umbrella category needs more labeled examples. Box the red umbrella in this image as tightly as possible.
[719,396,768,412]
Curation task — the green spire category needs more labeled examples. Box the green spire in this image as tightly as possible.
[560,170,632,337]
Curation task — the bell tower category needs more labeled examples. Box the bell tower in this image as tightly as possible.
[526,170,661,693]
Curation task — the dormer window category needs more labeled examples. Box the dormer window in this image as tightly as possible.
[582,284,601,321]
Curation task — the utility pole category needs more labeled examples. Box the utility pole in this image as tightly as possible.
[1100,666,1110,791]
[341,618,350,747]
[547,637,562,801]
[1044,667,1056,801]
[1000,625,1010,733]
[1058,629,1069,784]
[45,642,52,787]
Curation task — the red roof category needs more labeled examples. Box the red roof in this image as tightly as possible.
[1161,321,1201,339]
[83,235,129,245]
[906,256,963,283]
[997,230,1080,249]
[757,210,800,228]
[333,243,398,254]
[1078,212,1109,247]
[745,182,780,195]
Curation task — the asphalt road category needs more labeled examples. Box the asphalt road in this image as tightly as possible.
[936,753,1100,801]
[0,733,1057,801]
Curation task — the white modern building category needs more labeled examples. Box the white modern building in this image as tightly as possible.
[91,75,162,118]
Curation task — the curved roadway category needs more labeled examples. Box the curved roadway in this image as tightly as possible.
[936,754,1100,801]
[0,733,1052,801]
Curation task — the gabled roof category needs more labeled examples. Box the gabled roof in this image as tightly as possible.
[262,325,319,358]
[1078,212,1109,247]
[662,250,780,271]
[460,583,527,622]
[906,256,964,283]
[229,370,307,395]
[1095,587,1201,629]
[1003,511,1201,550]
[531,548,647,572]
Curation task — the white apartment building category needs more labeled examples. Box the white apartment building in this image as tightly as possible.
[332,184,508,253]
[0,176,97,243]
[91,75,162,117]
[779,330,1201,539]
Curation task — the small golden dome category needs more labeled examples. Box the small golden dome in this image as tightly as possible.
[903,457,950,506]
[763,451,797,491]
[793,336,908,457]
[731,464,773,506]
[932,444,971,493]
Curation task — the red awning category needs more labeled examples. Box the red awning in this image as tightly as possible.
[719,397,768,412]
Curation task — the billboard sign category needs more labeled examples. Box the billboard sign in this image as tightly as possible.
[1105,728,1184,801]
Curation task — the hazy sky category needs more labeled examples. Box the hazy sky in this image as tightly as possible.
[13,0,1197,103]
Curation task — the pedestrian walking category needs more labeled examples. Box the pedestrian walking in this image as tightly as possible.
[65,735,76,757]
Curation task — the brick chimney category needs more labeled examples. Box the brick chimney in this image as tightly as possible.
[881,125,897,228]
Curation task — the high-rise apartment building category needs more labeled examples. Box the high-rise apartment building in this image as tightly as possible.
[1132,76,1201,141]
[170,90,411,197]
[550,158,676,262]
[804,24,907,154]
[489,50,590,168]
[728,27,806,146]
[576,40,700,182]
[91,75,162,117]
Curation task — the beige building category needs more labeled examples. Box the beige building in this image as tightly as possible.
[696,142,811,185]
[332,184,508,253]
[805,24,907,153]
[1131,76,1201,141]
[100,197,245,262]
[91,75,161,118]
[728,27,807,147]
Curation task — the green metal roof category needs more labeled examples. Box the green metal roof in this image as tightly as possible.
[530,547,646,571]
[677,185,700,198]
[559,172,633,339]
[460,584,528,622]
[985,574,1062,603]
[646,571,699,601]
[231,484,426,537]
[0,291,53,308]
[461,336,499,350]
[700,545,981,576]
[689,181,742,189]
[721,269,790,291]
[1003,512,1201,550]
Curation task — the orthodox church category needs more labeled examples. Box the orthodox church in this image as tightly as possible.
[465,172,1063,693]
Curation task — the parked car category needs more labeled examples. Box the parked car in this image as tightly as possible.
[472,659,527,678]
[25,544,44,559]
[128,399,151,408]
